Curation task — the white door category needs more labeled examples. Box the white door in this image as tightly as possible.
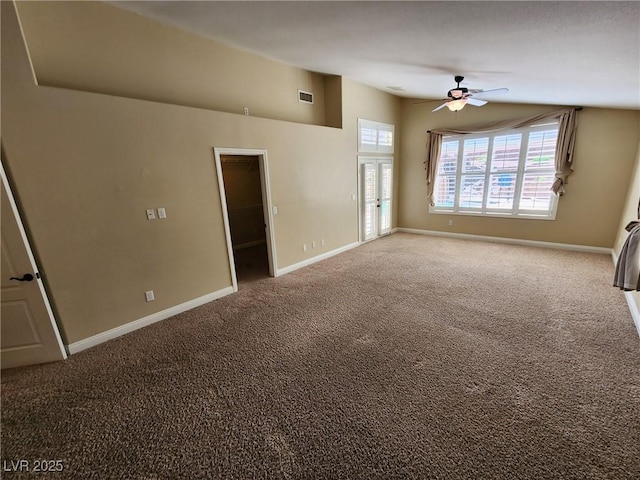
[1,165,66,369]
[359,157,393,242]
[213,148,277,288]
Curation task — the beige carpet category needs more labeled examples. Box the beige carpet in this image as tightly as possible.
[2,233,639,479]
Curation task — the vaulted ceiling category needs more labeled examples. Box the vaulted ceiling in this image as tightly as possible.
[112,1,640,109]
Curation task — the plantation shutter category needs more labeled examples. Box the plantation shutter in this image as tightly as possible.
[425,107,580,204]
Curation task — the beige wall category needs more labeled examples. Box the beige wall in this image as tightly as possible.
[614,141,640,254]
[15,1,331,126]
[1,2,402,344]
[399,99,640,247]
[344,80,403,228]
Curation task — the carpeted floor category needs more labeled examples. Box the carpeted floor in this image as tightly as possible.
[233,243,270,283]
[2,233,639,479]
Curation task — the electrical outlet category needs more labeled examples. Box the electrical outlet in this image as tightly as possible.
[146,209,156,220]
[351,194,357,201]
[321,239,325,246]
[303,244,307,252]
[448,220,453,226]
[145,290,155,302]
[312,241,316,248]
[243,107,249,116]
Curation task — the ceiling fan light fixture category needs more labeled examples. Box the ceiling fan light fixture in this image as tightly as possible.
[447,99,468,111]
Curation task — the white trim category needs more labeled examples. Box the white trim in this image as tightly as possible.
[258,151,277,277]
[276,242,359,276]
[611,250,618,264]
[358,156,394,243]
[611,251,640,338]
[428,206,557,221]
[396,228,612,255]
[213,151,238,292]
[213,148,277,286]
[623,291,640,338]
[358,118,394,154]
[67,288,234,354]
[402,230,637,337]
[297,89,314,104]
[433,124,559,220]
[1,160,67,360]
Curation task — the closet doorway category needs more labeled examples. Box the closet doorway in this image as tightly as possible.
[214,148,276,289]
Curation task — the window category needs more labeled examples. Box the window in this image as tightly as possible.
[358,119,394,153]
[431,122,559,219]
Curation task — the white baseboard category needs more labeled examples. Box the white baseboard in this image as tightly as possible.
[67,287,235,354]
[405,228,637,337]
[623,291,640,338]
[276,242,360,276]
[610,251,640,338]
[397,228,613,255]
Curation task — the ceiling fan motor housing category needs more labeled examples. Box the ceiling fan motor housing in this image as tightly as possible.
[448,87,468,99]
[448,75,468,99]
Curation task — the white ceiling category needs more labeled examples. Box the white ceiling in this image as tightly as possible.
[112,1,640,109]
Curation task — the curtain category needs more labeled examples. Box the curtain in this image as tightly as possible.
[614,222,640,291]
[425,131,443,205]
[424,107,580,205]
[614,199,640,291]
[551,108,579,196]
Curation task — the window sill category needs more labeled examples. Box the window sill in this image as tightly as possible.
[429,207,557,221]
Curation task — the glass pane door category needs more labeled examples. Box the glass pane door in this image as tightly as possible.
[361,163,378,241]
[359,157,393,242]
[378,162,392,235]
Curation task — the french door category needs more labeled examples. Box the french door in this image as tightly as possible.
[358,157,393,242]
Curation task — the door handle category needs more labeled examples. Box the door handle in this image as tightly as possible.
[10,273,34,282]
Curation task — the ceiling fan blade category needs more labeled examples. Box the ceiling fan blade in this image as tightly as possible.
[467,98,488,107]
[472,88,509,98]
[431,102,449,112]
[412,98,447,106]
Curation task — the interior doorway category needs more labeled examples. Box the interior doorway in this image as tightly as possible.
[358,157,393,242]
[214,148,276,289]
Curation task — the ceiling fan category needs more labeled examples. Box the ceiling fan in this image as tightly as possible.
[421,75,509,112]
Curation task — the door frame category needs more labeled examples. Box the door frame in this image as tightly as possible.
[357,156,393,243]
[213,148,276,290]
[1,160,67,364]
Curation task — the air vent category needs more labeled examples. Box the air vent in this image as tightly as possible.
[298,90,314,104]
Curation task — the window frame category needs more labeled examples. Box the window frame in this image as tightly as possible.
[358,118,394,154]
[429,122,560,220]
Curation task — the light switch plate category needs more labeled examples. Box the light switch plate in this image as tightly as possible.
[146,209,156,220]
[157,207,167,219]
